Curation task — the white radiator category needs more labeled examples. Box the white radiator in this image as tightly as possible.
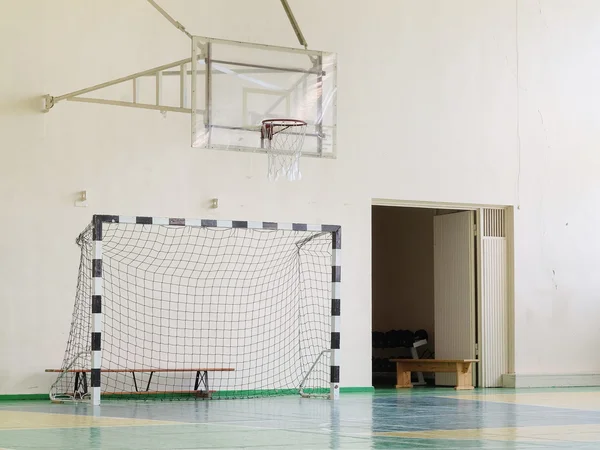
[479,209,508,387]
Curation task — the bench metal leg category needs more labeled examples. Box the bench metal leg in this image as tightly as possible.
[81,372,88,395]
[194,371,208,391]
[131,372,155,392]
[74,371,88,398]
[146,372,154,391]
[194,370,211,397]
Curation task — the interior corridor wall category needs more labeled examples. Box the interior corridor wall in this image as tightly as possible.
[371,207,435,352]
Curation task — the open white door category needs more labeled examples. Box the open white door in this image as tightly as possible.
[434,211,476,387]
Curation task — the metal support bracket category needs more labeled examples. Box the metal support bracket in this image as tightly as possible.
[42,56,201,114]
[280,0,308,49]
[147,0,192,39]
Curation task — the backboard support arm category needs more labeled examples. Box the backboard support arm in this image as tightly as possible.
[280,0,308,49]
[40,33,336,160]
[42,57,196,113]
[147,0,192,39]
[146,0,307,50]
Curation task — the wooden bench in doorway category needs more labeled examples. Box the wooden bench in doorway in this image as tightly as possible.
[45,367,235,398]
[390,359,478,390]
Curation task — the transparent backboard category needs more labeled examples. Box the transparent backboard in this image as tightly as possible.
[191,36,337,158]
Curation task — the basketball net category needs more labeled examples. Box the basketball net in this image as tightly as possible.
[261,119,307,181]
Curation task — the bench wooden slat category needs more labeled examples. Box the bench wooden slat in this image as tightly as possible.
[390,359,478,364]
[392,359,478,390]
[396,362,464,373]
[102,390,214,396]
[46,368,230,399]
[45,368,234,373]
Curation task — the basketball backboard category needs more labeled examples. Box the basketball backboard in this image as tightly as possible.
[42,34,337,161]
[191,36,337,158]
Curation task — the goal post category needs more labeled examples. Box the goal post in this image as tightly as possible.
[49,215,341,405]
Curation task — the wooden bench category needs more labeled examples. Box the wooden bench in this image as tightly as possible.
[45,367,234,398]
[390,359,478,390]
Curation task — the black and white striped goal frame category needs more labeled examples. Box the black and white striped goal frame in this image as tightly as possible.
[89,214,341,405]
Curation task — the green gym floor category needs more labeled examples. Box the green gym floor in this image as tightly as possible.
[3,388,600,449]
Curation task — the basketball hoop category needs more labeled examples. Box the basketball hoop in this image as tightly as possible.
[261,119,307,181]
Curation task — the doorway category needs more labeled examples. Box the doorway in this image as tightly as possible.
[371,202,512,389]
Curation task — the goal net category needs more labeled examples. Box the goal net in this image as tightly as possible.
[49,217,338,402]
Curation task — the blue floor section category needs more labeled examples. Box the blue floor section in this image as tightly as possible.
[372,394,600,431]
[3,388,600,448]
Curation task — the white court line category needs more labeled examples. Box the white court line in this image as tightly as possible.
[181,419,375,440]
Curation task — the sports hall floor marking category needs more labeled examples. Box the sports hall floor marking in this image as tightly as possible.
[377,423,600,442]
[0,410,316,434]
[0,411,181,431]
[441,391,600,411]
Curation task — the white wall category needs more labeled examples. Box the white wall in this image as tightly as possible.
[2,0,600,395]
[514,0,600,375]
[0,0,370,395]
